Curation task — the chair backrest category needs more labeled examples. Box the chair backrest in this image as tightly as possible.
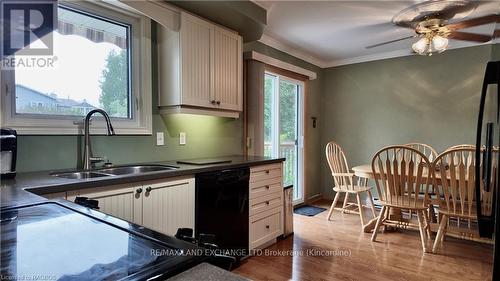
[326,142,354,190]
[432,148,498,218]
[405,143,438,162]
[372,145,431,208]
[446,144,476,151]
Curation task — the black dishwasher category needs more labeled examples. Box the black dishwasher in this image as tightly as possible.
[195,167,249,260]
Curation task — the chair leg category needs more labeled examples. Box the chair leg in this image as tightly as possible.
[356,193,366,227]
[327,192,341,221]
[433,214,448,253]
[342,193,350,213]
[422,209,432,240]
[367,190,376,218]
[371,206,386,242]
[417,210,429,253]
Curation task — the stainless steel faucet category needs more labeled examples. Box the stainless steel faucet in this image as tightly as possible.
[83,109,115,170]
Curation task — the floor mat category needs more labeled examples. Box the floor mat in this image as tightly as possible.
[294,205,326,217]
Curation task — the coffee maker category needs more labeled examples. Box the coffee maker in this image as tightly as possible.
[1,128,17,179]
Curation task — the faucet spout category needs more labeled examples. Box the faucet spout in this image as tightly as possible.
[83,109,115,170]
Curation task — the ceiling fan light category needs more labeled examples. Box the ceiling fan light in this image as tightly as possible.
[412,37,429,54]
[432,35,449,51]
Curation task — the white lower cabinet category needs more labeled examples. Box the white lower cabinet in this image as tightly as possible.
[69,176,195,236]
[42,192,67,200]
[249,163,284,250]
[71,183,143,224]
[142,177,195,236]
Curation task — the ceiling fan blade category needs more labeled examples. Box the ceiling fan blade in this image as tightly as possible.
[366,35,415,49]
[447,14,500,31]
[448,31,492,42]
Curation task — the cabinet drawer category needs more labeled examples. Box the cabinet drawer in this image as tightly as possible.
[250,179,282,199]
[250,192,283,216]
[249,207,283,250]
[250,163,282,183]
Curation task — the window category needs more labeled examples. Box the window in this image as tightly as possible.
[1,1,152,135]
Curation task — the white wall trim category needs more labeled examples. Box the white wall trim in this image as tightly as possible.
[244,51,317,80]
[258,34,327,68]
[258,33,497,69]
[325,49,415,67]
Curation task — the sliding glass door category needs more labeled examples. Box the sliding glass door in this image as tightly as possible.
[264,72,304,204]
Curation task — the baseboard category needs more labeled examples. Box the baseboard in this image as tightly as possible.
[306,193,322,203]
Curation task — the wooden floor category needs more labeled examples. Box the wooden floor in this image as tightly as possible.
[234,200,493,281]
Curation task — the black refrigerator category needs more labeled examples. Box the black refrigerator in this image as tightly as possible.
[476,60,500,280]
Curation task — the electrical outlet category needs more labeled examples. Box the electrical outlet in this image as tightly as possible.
[156,132,164,146]
[179,132,186,145]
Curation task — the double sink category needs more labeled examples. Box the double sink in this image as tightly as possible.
[51,165,179,180]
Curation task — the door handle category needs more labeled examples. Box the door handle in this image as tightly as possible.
[483,122,494,191]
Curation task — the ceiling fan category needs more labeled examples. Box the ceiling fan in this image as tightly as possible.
[366,0,500,56]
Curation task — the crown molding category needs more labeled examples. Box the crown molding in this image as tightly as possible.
[323,49,415,67]
[258,33,498,69]
[258,34,328,68]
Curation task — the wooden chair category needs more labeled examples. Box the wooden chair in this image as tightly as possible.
[405,143,438,162]
[431,148,497,253]
[371,145,432,253]
[325,142,376,229]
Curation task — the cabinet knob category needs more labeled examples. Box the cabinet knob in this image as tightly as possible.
[265,170,270,174]
[216,100,221,105]
[211,100,216,105]
[265,225,270,229]
[146,186,152,193]
[266,185,270,189]
[136,188,143,194]
[266,201,270,205]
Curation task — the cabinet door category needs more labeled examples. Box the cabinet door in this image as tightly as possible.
[42,192,67,200]
[213,26,242,111]
[76,184,143,225]
[142,177,195,236]
[180,12,213,108]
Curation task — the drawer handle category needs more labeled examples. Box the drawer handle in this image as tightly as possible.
[266,201,270,205]
[265,225,270,229]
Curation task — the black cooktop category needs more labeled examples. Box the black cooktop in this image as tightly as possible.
[177,158,232,165]
[0,202,201,280]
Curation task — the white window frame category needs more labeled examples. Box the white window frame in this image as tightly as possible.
[265,71,305,205]
[0,0,152,135]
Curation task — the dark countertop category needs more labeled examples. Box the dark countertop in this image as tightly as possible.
[1,155,284,209]
[1,199,206,280]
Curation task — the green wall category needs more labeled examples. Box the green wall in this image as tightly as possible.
[16,22,243,173]
[320,44,495,199]
[243,41,324,200]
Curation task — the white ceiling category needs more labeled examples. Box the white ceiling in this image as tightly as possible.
[255,1,500,68]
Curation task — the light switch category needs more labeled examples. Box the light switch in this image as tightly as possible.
[156,132,164,146]
[179,132,186,145]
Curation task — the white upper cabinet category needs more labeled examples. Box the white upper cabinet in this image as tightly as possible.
[158,12,243,118]
[179,13,213,108]
[213,26,243,111]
